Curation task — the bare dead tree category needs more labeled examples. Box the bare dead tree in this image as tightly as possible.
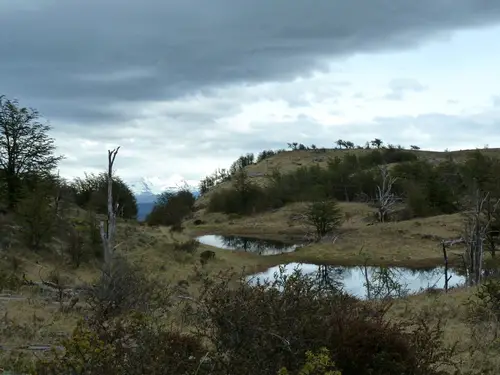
[441,238,465,292]
[375,165,399,223]
[462,190,500,286]
[99,147,120,268]
[483,195,500,258]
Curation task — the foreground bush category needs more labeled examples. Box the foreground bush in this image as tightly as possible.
[86,255,173,321]
[34,313,208,375]
[278,348,342,375]
[185,267,454,375]
[33,262,455,375]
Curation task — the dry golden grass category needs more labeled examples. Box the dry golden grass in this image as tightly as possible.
[0,220,278,352]
[388,286,500,373]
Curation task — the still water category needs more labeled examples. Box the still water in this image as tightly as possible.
[196,234,298,255]
[248,263,466,299]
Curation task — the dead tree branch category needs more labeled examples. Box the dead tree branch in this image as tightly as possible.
[375,165,399,223]
[440,238,465,292]
[462,190,500,285]
[99,147,120,268]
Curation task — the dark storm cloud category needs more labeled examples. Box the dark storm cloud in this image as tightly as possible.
[2,0,500,124]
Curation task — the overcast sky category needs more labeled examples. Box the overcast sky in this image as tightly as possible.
[1,0,500,190]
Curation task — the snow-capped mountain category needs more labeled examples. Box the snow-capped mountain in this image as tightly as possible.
[128,177,199,221]
[129,177,199,203]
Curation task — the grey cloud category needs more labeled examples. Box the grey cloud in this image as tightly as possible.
[384,78,428,101]
[53,104,500,183]
[2,0,500,125]
[493,95,500,107]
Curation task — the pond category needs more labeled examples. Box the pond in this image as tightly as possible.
[196,234,299,255]
[248,263,466,299]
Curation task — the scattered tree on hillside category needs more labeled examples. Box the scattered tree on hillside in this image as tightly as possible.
[229,153,254,175]
[344,141,355,149]
[257,149,277,163]
[335,139,346,149]
[375,165,399,222]
[370,138,383,149]
[0,95,63,208]
[304,200,343,242]
[198,168,230,195]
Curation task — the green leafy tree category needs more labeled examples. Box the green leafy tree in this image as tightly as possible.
[0,95,63,208]
[229,153,255,175]
[15,182,57,250]
[72,173,138,219]
[344,141,355,149]
[370,138,383,148]
[146,189,196,229]
[305,200,343,240]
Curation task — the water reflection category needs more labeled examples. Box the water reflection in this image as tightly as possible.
[249,263,466,299]
[196,234,298,255]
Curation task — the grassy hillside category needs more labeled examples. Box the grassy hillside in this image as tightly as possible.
[195,146,500,208]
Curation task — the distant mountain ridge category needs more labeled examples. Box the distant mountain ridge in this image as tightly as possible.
[128,177,199,221]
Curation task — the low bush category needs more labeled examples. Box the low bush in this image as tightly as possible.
[174,239,200,254]
[185,267,454,375]
[34,313,209,375]
[85,256,172,321]
[30,260,455,375]
[278,347,342,375]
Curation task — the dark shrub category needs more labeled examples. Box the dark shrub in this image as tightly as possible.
[34,313,209,375]
[199,250,216,265]
[173,239,200,254]
[85,256,172,321]
[186,267,453,375]
[208,171,279,215]
[146,189,196,228]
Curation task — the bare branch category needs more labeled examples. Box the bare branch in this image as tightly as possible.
[100,147,120,267]
[375,165,400,222]
[461,189,500,285]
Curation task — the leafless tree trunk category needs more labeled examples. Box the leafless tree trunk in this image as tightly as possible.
[375,165,399,223]
[483,195,500,258]
[440,238,464,292]
[99,147,120,267]
[462,190,499,286]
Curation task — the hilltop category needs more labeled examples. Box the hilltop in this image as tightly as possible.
[194,146,500,209]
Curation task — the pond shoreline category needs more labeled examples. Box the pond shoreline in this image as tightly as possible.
[190,228,461,269]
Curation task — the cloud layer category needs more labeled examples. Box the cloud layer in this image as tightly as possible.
[2,0,500,185]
